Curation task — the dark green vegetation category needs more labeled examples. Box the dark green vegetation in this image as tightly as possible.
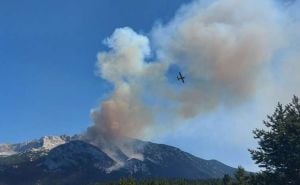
[249,96,300,185]
[91,167,251,185]
[93,178,223,185]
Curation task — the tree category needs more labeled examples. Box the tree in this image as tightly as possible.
[232,166,248,185]
[249,95,300,184]
[222,174,231,185]
[119,178,136,185]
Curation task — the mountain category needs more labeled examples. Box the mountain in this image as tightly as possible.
[0,135,76,156]
[0,136,236,185]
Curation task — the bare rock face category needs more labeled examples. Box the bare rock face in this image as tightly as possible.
[0,144,16,156]
[0,135,75,156]
[40,135,69,150]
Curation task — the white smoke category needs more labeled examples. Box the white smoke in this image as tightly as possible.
[152,0,286,117]
[84,0,300,169]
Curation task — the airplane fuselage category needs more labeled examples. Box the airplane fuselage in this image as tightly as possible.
[177,72,185,83]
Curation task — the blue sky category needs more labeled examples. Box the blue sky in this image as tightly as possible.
[0,0,191,142]
[1,0,299,172]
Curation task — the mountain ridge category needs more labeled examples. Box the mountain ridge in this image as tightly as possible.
[0,135,236,185]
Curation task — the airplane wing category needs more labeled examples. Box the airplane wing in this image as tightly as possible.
[177,72,185,83]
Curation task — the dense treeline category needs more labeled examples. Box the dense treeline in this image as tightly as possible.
[94,95,300,185]
[93,178,223,185]
[92,167,254,185]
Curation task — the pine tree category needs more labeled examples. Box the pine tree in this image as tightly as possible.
[222,174,231,185]
[249,96,300,184]
[119,178,136,185]
[233,166,248,185]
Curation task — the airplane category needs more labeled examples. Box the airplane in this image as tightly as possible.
[177,72,185,83]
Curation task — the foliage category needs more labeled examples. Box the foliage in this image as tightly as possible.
[93,178,224,185]
[232,166,249,185]
[222,174,231,185]
[119,178,137,185]
[249,95,300,184]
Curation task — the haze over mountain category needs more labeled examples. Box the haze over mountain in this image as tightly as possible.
[0,136,235,185]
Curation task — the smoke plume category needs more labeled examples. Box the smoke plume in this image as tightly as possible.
[84,0,297,157]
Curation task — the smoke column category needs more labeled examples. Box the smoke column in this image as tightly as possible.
[85,0,298,153]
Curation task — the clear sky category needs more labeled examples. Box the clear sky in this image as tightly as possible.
[1,0,299,172]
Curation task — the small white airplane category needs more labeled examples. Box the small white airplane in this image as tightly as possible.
[177,72,185,83]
